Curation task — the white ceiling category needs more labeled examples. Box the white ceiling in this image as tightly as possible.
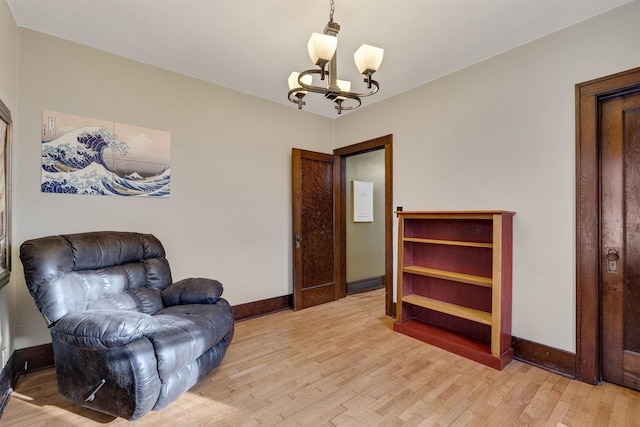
[7,0,633,118]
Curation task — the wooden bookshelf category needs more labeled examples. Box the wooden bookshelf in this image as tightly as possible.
[393,211,515,370]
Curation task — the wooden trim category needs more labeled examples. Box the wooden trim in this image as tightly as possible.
[334,134,394,316]
[0,343,55,420]
[0,351,15,419]
[575,66,640,384]
[333,135,392,157]
[512,336,576,378]
[384,138,393,317]
[347,276,384,294]
[12,343,55,375]
[232,295,293,321]
[338,153,347,299]
[292,148,303,310]
[332,152,342,304]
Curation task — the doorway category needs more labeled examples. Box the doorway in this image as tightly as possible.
[291,135,393,315]
[335,135,393,317]
[344,150,386,295]
[576,67,640,387]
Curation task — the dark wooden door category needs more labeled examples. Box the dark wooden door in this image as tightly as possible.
[292,148,340,310]
[601,90,640,390]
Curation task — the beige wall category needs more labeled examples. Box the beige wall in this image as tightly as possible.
[345,150,385,283]
[0,0,16,109]
[0,0,17,368]
[4,0,640,357]
[335,0,640,352]
[12,28,334,348]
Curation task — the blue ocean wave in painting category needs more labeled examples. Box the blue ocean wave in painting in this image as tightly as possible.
[41,126,170,197]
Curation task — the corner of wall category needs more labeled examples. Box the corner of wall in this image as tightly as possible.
[0,0,18,371]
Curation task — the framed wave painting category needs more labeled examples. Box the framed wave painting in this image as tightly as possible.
[0,99,12,289]
[41,110,170,197]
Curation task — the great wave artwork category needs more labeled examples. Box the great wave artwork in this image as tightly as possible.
[41,110,171,198]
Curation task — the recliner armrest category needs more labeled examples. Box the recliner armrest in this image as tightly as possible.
[161,278,223,306]
[52,310,159,350]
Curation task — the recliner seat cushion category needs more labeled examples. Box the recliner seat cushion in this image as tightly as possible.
[150,301,234,381]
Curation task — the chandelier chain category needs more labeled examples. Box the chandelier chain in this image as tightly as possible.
[329,0,335,22]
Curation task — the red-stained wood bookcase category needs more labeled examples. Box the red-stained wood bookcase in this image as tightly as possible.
[393,211,515,370]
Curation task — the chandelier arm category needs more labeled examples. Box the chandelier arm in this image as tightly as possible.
[334,97,361,114]
[287,90,307,109]
[288,84,341,99]
[334,79,380,99]
[288,70,379,111]
[287,69,327,106]
[295,69,379,98]
[297,69,326,91]
[287,90,301,103]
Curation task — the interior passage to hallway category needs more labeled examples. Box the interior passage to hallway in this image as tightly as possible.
[3,288,640,426]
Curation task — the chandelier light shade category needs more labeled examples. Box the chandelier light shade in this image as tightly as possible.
[334,78,352,110]
[288,72,312,94]
[307,32,338,68]
[354,44,384,88]
[288,0,384,114]
[335,79,351,100]
[336,79,351,94]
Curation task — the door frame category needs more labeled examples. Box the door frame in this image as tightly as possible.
[334,134,394,317]
[576,67,640,384]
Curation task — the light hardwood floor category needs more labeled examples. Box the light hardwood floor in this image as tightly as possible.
[3,289,640,426]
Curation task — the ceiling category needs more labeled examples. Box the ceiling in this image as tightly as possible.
[7,0,633,118]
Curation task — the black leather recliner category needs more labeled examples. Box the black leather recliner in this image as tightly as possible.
[19,231,234,420]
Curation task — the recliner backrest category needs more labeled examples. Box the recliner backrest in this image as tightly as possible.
[20,231,173,326]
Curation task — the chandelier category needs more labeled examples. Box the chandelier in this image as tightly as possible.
[287,0,384,114]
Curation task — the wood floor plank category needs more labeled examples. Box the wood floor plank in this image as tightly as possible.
[3,289,640,426]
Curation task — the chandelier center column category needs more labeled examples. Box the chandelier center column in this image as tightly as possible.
[324,21,340,95]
